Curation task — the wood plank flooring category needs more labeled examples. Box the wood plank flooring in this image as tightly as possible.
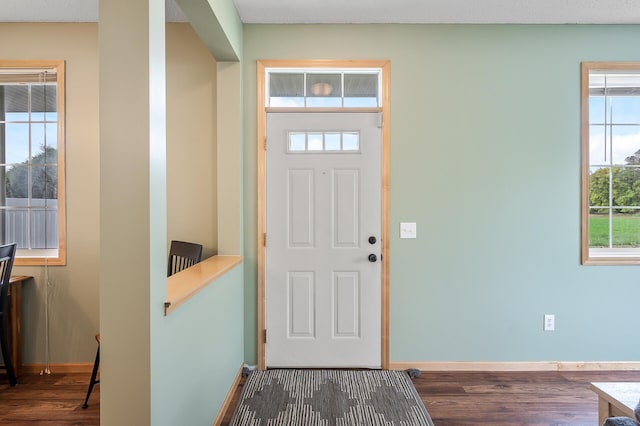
[221,370,640,425]
[0,372,99,425]
[0,370,639,425]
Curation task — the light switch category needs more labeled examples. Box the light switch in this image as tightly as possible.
[400,222,417,239]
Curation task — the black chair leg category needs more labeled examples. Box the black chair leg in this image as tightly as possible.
[0,314,16,386]
[82,344,100,409]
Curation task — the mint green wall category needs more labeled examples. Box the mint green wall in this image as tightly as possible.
[150,1,245,423]
[243,24,640,364]
[176,0,243,61]
[152,265,244,425]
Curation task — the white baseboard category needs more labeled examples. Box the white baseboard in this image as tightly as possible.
[389,361,640,372]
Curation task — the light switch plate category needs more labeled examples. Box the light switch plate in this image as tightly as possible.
[400,222,417,239]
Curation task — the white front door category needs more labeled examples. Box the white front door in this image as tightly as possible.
[265,112,381,368]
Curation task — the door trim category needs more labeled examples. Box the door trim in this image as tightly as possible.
[256,59,391,370]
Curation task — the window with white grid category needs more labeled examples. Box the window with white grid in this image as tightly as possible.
[0,61,65,265]
[582,62,640,264]
[266,69,381,108]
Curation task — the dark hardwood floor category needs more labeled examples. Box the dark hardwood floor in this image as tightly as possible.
[1,370,639,425]
[0,372,99,425]
[221,370,640,426]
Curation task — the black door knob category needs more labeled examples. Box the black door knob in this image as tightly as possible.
[368,236,377,244]
[368,254,377,262]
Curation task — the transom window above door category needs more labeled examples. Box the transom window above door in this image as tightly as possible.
[265,69,381,108]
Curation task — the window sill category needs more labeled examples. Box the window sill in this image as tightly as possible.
[583,248,640,265]
[15,248,65,266]
[164,255,242,316]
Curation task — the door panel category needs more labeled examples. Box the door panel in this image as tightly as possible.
[288,271,315,337]
[288,169,314,247]
[266,112,381,368]
[333,169,359,247]
[333,271,360,337]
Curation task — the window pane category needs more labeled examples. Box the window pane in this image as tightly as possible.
[269,74,305,107]
[611,125,640,165]
[4,208,28,248]
[611,208,640,247]
[306,97,342,107]
[343,97,379,107]
[31,123,58,158]
[588,211,609,247]
[343,132,359,151]
[289,132,306,151]
[611,166,640,207]
[344,74,379,107]
[325,133,341,151]
[5,165,28,198]
[43,125,58,158]
[32,123,45,158]
[30,208,58,249]
[307,74,341,97]
[1,86,28,114]
[589,96,606,124]
[45,86,58,121]
[308,133,323,151]
[32,165,57,200]
[3,123,29,164]
[589,125,607,165]
[589,126,610,165]
[270,97,305,107]
[270,73,304,97]
[611,97,640,124]
[30,85,57,121]
[344,74,378,97]
[589,166,609,209]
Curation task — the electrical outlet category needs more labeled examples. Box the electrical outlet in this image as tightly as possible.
[543,314,555,331]
[400,222,417,239]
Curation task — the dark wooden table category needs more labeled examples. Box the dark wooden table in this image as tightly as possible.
[6,275,32,378]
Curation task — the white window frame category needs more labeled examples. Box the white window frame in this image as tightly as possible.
[0,60,66,266]
[581,62,640,265]
[265,68,382,109]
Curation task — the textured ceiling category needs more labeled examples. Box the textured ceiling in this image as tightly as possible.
[0,0,186,22]
[233,0,640,24]
[1,0,640,24]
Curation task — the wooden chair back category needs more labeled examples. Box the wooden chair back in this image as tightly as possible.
[0,243,17,314]
[0,242,17,385]
[167,240,203,277]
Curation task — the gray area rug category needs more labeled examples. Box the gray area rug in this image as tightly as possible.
[230,369,435,426]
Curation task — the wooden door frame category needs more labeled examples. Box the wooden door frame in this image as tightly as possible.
[257,59,391,370]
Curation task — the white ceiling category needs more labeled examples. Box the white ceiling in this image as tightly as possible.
[233,0,640,24]
[1,0,640,24]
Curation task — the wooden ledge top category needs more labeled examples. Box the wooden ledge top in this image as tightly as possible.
[10,275,33,283]
[164,255,242,316]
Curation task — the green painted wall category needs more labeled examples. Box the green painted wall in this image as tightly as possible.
[243,24,640,364]
[176,0,243,61]
[152,265,244,425]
